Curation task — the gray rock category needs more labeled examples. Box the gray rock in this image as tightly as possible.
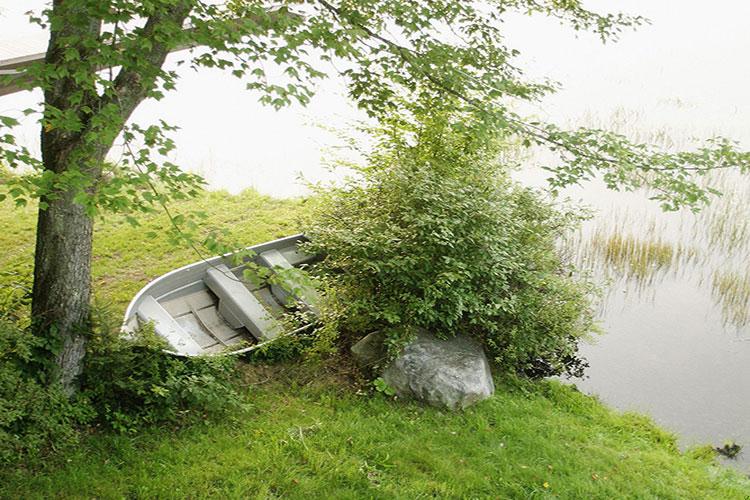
[352,329,494,410]
[351,330,388,368]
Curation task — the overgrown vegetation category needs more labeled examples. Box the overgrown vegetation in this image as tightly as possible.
[0,187,747,496]
[0,313,245,462]
[305,108,595,377]
[0,188,303,463]
[82,322,245,434]
[0,318,88,464]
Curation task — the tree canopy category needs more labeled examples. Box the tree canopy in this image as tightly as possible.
[2,1,747,214]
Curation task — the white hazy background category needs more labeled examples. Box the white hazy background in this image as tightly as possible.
[2,1,749,196]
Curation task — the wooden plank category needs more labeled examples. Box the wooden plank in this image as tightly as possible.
[202,334,245,354]
[161,289,215,317]
[0,45,196,97]
[0,52,46,71]
[0,11,299,97]
[175,314,218,349]
[193,305,244,344]
[188,301,227,346]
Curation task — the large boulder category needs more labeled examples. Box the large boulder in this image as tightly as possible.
[351,330,494,410]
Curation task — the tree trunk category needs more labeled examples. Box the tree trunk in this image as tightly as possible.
[31,0,103,395]
[31,188,94,396]
[29,1,193,395]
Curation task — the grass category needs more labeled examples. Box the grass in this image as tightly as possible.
[1,190,749,498]
[590,230,677,282]
[0,189,305,315]
[2,367,749,499]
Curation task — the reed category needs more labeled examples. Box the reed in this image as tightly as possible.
[712,270,750,328]
[590,230,677,281]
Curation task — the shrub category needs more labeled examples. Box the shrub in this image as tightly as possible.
[304,107,596,377]
[0,319,90,464]
[81,316,246,433]
[0,304,247,463]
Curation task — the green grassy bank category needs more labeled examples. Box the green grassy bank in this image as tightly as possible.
[0,191,748,499]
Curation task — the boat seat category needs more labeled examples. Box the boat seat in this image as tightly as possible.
[279,246,316,266]
[258,249,320,314]
[136,295,203,356]
[203,264,282,341]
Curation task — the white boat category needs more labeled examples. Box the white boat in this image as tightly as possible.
[122,234,318,356]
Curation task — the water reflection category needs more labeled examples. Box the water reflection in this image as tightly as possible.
[520,108,750,470]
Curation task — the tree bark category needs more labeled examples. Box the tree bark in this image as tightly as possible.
[29,0,103,395]
[31,190,94,396]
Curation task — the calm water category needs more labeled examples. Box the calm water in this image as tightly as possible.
[506,1,750,470]
[3,0,750,470]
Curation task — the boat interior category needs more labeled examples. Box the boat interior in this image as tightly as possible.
[124,236,317,356]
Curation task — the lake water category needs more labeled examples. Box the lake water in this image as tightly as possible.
[2,0,750,471]
[504,1,750,471]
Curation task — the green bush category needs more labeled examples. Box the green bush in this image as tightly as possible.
[0,304,247,463]
[81,318,246,433]
[304,107,596,377]
[0,319,90,464]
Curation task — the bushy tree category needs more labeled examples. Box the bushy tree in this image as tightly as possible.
[305,106,595,376]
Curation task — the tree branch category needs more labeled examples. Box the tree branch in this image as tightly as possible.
[105,3,194,126]
[317,0,730,175]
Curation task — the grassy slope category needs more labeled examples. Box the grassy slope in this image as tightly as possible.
[0,192,748,499]
[0,190,304,315]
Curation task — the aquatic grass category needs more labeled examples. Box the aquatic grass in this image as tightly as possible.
[711,270,750,329]
[564,160,750,330]
[590,231,676,281]
[570,212,697,285]
[694,169,750,255]
[557,109,749,293]
[704,207,749,254]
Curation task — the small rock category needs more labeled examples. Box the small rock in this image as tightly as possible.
[351,330,388,368]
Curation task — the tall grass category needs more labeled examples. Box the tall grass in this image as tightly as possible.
[590,230,676,281]
[712,270,750,328]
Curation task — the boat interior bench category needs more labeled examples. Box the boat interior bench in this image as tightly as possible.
[136,295,203,355]
[204,264,282,341]
[259,249,320,314]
